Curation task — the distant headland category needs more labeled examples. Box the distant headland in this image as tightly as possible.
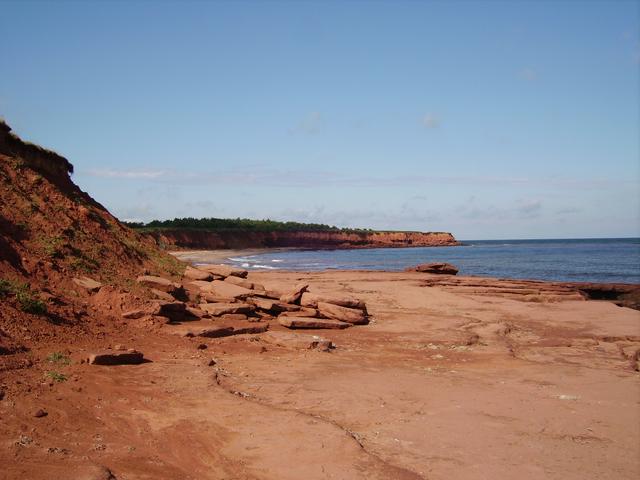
[125,218,460,250]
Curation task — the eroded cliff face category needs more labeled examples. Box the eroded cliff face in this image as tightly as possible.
[144,229,460,250]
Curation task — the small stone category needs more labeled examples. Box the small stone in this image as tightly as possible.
[34,409,48,418]
[197,343,208,350]
[208,359,217,366]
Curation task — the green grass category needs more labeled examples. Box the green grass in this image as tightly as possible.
[46,352,70,366]
[46,371,67,382]
[0,278,48,315]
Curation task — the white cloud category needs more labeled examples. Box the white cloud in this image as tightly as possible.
[85,168,167,179]
[421,113,440,129]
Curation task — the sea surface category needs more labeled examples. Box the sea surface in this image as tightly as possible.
[222,238,640,284]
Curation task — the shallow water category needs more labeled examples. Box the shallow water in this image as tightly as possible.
[219,238,640,284]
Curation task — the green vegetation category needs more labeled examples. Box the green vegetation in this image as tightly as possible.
[0,278,48,315]
[46,352,71,366]
[124,217,375,233]
[46,371,67,382]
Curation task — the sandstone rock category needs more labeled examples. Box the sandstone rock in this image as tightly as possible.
[121,309,147,320]
[280,283,309,304]
[72,276,102,293]
[200,292,236,303]
[186,323,268,338]
[207,280,253,300]
[224,276,260,290]
[183,266,213,281]
[199,303,254,316]
[185,306,208,319]
[219,313,249,321]
[74,464,117,480]
[186,280,214,291]
[136,275,182,293]
[278,317,350,329]
[278,307,318,318]
[89,350,144,365]
[407,262,459,275]
[317,302,368,325]
[199,264,248,278]
[262,331,335,351]
[248,296,279,311]
[150,288,175,301]
[300,292,366,310]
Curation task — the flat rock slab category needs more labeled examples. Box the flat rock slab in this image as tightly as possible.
[278,317,350,329]
[72,276,102,293]
[262,331,334,351]
[199,303,254,316]
[89,350,144,365]
[207,281,253,299]
[136,275,181,293]
[224,276,262,290]
[169,321,268,338]
[198,265,248,278]
[301,292,366,310]
[183,266,214,281]
[407,262,459,275]
[317,302,368,325]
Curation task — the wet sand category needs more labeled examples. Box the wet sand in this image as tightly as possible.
[1,270,639,479]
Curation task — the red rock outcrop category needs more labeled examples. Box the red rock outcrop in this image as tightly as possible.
[144,229,459,250]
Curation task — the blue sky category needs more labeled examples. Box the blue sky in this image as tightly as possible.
[1,1,638,239]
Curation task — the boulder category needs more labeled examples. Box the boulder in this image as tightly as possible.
[185,323,268,338]
[317,302,368,325]
[219,313,249,321]
[406,262,459,275]
[300,292,366,310]
[199,302,254,316]
[207,280,253,299]
[224,276,262,290]
[200,292,236,303]
[185,306,209,319]
[183,266,213,281]
[89,350,144,365]
[72,276,102,293]
[279,283,309,304]
[136,275,182,293]
[248,296,279,312]
[277,308,318,318]
[199,264,248,278]
[150,288,175,301]
[278,317,350,329]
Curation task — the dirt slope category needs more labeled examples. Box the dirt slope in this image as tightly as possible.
[0,119,183,359]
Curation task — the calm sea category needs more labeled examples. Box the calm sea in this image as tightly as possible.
[223,238,640,284]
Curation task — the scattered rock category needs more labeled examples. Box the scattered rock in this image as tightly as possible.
[207,358,217,366]
[317,302,369,325]
[199,264,248,278]
[136,276,183,296]
[262,331,335,351]
[219,313,249,321]
[206,280,253,300]
[196,343,208,350]
[224,276,259,290]
[34,409,48,418]
[89,350,144,365]
[186,323,269,338]
[300,292,366,310]
[407,262,459,275]
[199,303,254,316]
[278,317,350,329]
[74,464,117,480]
[72,276,103,293]
[150,288,175,301]
[280,283,309,304]
[121,309,147,320]
[278,307,318,318]
[183,266,213,281]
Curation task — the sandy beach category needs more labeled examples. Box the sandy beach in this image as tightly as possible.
[2,269,638,480]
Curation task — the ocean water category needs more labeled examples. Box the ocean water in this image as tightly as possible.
[223,238,640,284]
